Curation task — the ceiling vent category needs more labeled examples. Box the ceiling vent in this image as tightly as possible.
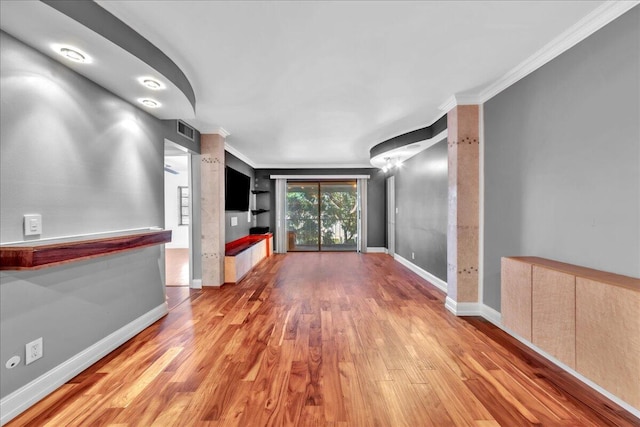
[177,120,195,141]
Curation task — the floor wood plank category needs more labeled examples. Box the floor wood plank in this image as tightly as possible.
[7,253,639,426]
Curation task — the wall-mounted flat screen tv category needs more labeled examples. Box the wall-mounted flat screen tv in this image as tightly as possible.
[225,166,250,211]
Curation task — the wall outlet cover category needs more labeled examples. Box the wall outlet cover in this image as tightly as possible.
[25,337,43,365]
[230,217,238,227]
[23,214,42,236]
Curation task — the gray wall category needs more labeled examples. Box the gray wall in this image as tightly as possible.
[255,168,386,248]
[0,32,167,397]
[225,152,255,242]
[392,140,448,281]
[483,7,640,311]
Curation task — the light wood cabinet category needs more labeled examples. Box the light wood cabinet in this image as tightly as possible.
[576,277,640,408]
[501,258,532,341]
[501,256,640,409]
[532,266,575,369]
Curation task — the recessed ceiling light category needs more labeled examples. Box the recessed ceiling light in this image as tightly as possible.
[52,45,91,63]
[139,98,160,108]
[138,77,165,90]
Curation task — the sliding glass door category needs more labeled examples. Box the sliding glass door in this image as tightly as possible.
[286,181,357,251]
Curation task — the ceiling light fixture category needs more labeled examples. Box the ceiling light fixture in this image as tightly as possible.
[53,45,91,63]
[139,77,165,90]
[139,98,160,108]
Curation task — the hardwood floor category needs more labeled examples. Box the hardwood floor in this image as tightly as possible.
[8,253,639,426]
[166,248,189,287]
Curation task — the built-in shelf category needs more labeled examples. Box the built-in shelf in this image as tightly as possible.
[251,209,269,215]
[0,228,172,271]
[251,190,269,194]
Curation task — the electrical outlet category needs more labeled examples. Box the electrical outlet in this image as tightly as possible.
[25,337,43,365]
[411,252,415,260]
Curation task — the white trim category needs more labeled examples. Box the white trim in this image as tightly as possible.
[438,94,481,112]
[190,278,202,289]
[478,104,485,306]
[269,174,370,180]
[496,322,640,419]
[394,254,447,293]
[224,143,256,169]
[480,303,501,326]
[214,127,230,138]
[0,303,168,426]
[366,247,388,254]
[444,297,482,316]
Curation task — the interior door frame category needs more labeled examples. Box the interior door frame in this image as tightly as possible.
[386,175,395,257]
[164,139,197,288]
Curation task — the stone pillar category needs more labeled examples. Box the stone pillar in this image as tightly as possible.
[200,133,225,286]
[447,105,480,309]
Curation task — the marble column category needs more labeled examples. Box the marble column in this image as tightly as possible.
[447,105,480,305]
[200,133,225,286]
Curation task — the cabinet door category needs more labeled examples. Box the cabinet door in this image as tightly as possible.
[532,266,575,369]
[501,258,532,341]
[576,278,640,408]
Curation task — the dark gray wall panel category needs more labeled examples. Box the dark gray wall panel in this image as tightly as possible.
[255,168,385,248]
[483,7,639,311]
[392,140,448,280]
[225,152,255,243]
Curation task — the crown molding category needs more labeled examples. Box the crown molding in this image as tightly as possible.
[214,127,231,138]
[438,94,482,112]
[438,1,639,111]
[477,0,639,103]
[224,143,256,168]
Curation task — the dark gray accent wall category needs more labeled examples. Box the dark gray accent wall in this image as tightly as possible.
[225,152,255,243]
[392,140,448,280]
[483,7,640,311]
[0,32,167,398]
[255,168,386,248]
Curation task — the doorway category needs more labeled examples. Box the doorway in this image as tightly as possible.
[286,181,358,252]
[164,141,193,310]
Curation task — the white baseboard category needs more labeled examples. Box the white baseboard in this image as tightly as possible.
[366,247,388,254]
[444,297,483,316]
[393,254,447,293]
[480,303,502,326]
[190,279,202,289]
[0,303,168,426]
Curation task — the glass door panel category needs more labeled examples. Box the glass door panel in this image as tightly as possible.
[286,182,319,251]
[320,182,357,251]
[285,181,357,252]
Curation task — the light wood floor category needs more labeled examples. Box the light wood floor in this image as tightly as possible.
[8,253,639,426]
[166,248,189,287]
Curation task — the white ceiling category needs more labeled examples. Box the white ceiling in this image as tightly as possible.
[6,1,618,168]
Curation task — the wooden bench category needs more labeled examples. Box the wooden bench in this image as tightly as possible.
[224,233,273,283]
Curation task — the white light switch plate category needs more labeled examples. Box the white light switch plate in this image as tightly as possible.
[24,214,42,236]
[231,217,238,227]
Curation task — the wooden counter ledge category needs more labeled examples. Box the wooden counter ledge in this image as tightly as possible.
[0,229,172,271]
